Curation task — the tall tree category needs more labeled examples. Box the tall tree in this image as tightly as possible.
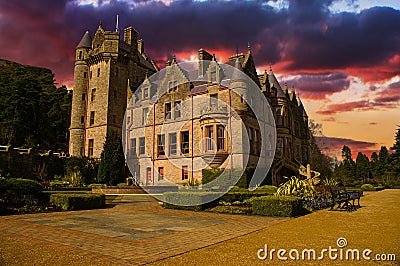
[377,146,390,177]
[339,145,356,184]
[390,126,400,176]
[97,131,125,186]
[0,60,71,150]
[355,152,370,183]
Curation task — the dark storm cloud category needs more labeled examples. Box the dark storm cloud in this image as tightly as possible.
[284,72,350,99]
[0,0,399,87]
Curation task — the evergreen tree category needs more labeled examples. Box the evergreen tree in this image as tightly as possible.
[340,145,356,184]
[377,146,390,177]
[0,60,71,150]
[97,131,125,185]
[390,126,400,176]
[355,152,370,183]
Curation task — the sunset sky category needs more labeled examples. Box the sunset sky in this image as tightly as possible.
[0,0,399,159]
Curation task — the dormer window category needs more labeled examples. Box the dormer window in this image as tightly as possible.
[168,80,178,93]
[143,87,149,99]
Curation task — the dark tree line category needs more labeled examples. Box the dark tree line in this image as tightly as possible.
[0,59,71,151]
[333,126,400,187]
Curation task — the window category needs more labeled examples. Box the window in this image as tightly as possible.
[158,167,164,181]
[217,125,225,151]
[90,71,92,79]
[130,138,136,156]
[80,116,84,124]
[84,71,87,78]
[82,93,86,101]
[142,108,149,125]
[254,129,259,154]
[165,103,172,120]
[169,133,177,156]
[91,88,96,101]
[181,131,189,154]
[157,134,165,157]
[88,139,94,157]
[143,87,149,99]
[210,94,218,107]
[174,101,181,119]
[277,137,283,154]
[78,51,82,59]
[146,167,152,184]
[90,111,95,125]
[205,126,214,151]
[97,68,100,77]
[139,137,145,155]
[168,80,178,92]
[210,68,217,83]
[276,106,283,126]
[182,166,188,180]
[248,127,254,154]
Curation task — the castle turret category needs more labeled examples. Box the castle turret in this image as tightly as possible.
[69,31,92,156]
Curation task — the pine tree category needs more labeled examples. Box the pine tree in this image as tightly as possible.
[390,126,400,176]
[97,131,126,186]
[355,152,370,183]
[340,145,356,184]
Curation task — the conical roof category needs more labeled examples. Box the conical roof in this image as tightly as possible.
[76,31,92,49]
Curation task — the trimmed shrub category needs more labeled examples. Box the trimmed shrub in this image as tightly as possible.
[2,178,43,195]
[361,184,376,191]
[49,193,105,210]
[88,183,107,189]
[163,192,221,211]
[220,191,272,203]
[207,205,252,214]
[252,195,308,217]
[202,168,224,185]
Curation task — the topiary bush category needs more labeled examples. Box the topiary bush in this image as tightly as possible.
[361,184,376,191]
[163,192,221,211]
[49,193,105,210]
[252,195,308,217]
[3,178,43,195]
[0,178,43,213]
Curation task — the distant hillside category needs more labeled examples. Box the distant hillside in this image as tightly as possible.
[0,59,71,151]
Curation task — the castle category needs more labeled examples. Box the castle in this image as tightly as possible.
[69,24,310,186]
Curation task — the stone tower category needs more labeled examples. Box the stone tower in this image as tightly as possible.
[69,24,157,158]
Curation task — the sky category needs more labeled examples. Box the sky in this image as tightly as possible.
[0,0,399,159]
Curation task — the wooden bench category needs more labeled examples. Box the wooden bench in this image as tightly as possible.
[329,186,362,211]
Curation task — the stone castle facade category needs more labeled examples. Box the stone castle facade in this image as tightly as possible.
[69,24,310,186]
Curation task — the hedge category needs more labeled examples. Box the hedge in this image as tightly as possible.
[163,192,222,211]
[252,195,308,217]
[361,184,376,191]
[49,193,105,211]
[220,191,272,203]
[0,178,43,195]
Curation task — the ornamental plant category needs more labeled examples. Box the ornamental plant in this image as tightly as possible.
[274,176,317,200]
